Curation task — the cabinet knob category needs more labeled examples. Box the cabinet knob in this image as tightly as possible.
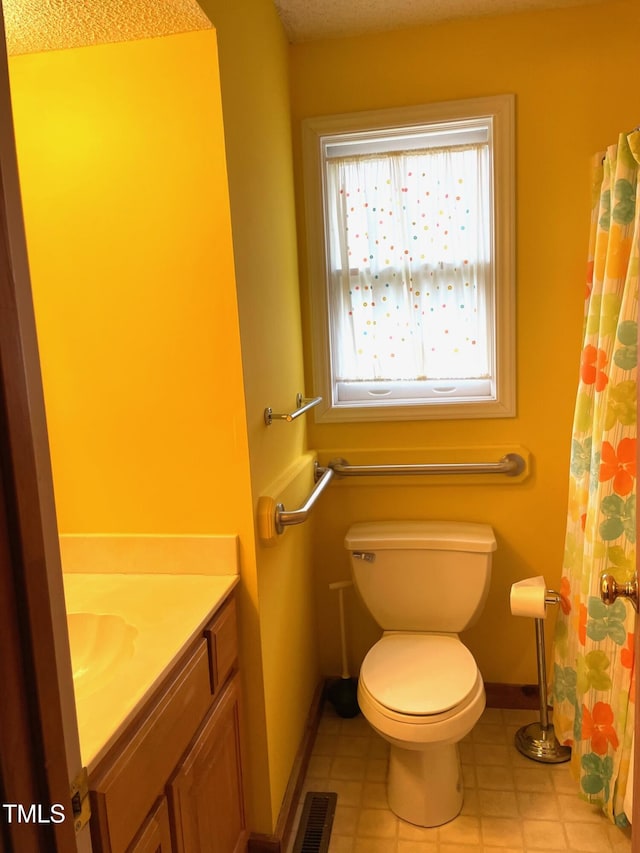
[600,573,638,612]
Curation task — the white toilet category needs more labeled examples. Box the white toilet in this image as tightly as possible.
[344,520,497,827]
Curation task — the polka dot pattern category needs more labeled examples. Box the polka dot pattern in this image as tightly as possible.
[326,144,491,381]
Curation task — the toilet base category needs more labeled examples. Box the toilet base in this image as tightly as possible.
[387,742,463,827]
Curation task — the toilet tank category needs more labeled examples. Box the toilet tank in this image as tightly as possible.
[344,521,496,632]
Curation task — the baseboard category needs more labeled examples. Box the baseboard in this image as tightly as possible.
[248,678,325,853]
[275,679,326,848]
[247,834,280,853]
[485,682,540,709]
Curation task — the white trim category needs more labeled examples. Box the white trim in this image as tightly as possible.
[324,122,488,158]
[302,94,516,423]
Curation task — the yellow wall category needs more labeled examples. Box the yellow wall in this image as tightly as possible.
[9,31,250,535]
[189,0,322,834]
[289,0,640,685]
[8,29,274,834]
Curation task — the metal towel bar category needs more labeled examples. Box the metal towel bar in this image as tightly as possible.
[264,393,322,426]
[274,464,334,533]
[328,453,526,477]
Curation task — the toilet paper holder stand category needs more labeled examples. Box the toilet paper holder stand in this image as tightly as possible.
[514,589,571,764]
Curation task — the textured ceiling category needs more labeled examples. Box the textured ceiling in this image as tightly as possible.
[273,0,613,42]
[3,0,212,56]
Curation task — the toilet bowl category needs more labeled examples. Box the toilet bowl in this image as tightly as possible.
[344,521,496,827]
[357,632,486,826]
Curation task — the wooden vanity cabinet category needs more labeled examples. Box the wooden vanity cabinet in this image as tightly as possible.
[168,673,245,853]
[89,593,247,853]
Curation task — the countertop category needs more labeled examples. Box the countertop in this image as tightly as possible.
[63,572,239,771]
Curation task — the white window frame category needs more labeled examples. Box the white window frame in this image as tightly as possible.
[301,94,516,423]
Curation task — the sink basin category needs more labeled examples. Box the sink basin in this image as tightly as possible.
[67,612,137,694]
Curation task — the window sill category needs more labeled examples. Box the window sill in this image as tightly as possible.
[315,395,516,423]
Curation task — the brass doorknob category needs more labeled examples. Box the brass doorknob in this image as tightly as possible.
[600,573,639,612]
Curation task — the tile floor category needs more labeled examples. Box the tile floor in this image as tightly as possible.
[289,705,633,853]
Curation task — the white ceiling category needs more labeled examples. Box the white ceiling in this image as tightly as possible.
[3,0,212,56]
[273,0,613,42]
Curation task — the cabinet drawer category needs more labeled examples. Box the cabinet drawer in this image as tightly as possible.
[205,596,238,694]
[90,640,212,853]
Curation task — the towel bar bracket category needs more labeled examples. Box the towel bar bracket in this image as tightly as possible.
[264,393,322,426]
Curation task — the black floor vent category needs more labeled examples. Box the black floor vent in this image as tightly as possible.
[292,791,337,853]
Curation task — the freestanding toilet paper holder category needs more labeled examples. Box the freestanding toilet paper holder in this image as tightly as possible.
[514,589,571,763]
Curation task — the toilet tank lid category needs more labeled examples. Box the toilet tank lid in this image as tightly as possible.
[345,521,497,552]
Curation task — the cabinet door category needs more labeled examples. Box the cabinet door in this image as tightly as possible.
[128,797,173,853]
[168,673,247,853]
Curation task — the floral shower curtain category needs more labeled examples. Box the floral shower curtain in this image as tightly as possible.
[552,129,639,825]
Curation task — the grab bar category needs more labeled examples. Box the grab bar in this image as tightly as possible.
[328,453,526,477]
[264,393,322,426]
[274,464,334,533]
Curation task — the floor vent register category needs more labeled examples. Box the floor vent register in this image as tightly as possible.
[291,791,337,853]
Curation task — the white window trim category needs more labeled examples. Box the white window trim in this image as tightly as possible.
[302,94,516,423]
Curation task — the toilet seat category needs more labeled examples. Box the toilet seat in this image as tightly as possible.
[359,633,479,719]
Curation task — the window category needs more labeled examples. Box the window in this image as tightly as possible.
[302,95,515,422]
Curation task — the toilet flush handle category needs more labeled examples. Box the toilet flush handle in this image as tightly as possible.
[352,551,376,562]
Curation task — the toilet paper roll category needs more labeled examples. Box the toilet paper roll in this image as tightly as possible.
[510,576,548,619]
